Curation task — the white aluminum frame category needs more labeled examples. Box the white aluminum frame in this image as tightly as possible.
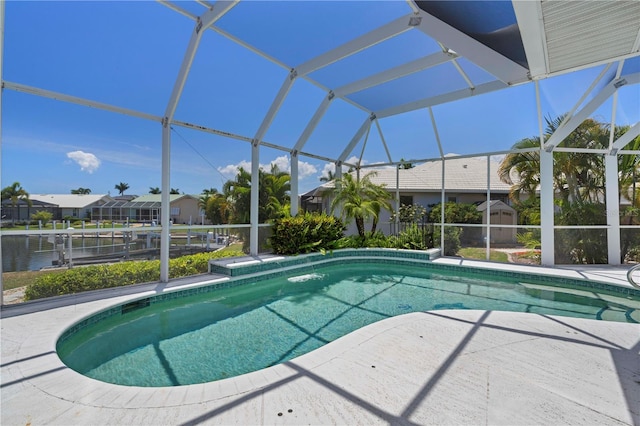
[1,0,639,305]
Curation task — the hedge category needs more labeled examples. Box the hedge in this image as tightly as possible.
[269,213,345,255]
[24,249,244,301]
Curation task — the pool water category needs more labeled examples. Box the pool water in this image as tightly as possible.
[57,262,640,387]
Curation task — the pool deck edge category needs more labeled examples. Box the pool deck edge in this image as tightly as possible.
[1,260,639,425]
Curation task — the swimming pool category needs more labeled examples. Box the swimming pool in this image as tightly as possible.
[57,257,640,387]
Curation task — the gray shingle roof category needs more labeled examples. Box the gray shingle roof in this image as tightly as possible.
[316,156,512,194]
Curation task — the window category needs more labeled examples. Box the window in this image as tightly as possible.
[400,195,413,206]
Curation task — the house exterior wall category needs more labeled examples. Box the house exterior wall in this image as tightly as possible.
[170,198,203,224]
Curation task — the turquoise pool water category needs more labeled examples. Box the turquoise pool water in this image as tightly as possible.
[57,262,640,387]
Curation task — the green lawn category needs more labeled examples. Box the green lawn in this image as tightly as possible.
[2,269,67,291]
[458,247,509,263]
[1,222,124,231]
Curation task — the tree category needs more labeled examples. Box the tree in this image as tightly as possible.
[320,170,335,182]
[224,165,291,224]
[170,188,180,194]
[498,115,639,263]
[71,187,91,194]
[205,194,230,225]
[427,202,481,256]
[399,158,414,169]
[149,187,161,194]
[2,182,31,220]
[329,172,391,238]
[2,182,31,206]
[115,182,129,196]
[31,210,53,225]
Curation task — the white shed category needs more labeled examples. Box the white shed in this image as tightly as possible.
[476,200,518,244]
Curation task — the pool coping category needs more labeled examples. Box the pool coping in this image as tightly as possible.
[2,254,639,425]
[56,252,640,349]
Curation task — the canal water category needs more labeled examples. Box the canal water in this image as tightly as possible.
[1,235,148,272]
[2,231,222,272]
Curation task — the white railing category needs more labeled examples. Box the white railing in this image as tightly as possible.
[627,264,640,289]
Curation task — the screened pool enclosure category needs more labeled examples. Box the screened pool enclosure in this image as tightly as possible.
[1,1,639,285]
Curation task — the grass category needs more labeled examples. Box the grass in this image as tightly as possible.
[1,222,124,231]
[216,242,245,254]
[458,247,509,263]
[2,269,67,291]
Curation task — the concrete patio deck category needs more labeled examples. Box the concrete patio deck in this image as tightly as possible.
[1,260,639,425]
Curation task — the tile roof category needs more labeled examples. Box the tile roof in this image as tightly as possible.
[29,194,113,208]
[316,156,512,193]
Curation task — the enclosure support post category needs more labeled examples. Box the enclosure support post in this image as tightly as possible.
[540,149,555,266]
[0,0,5,306]
[605,154,621,265]
[291,151,299,216]
[485,155,491,261]
[250,141,260,255]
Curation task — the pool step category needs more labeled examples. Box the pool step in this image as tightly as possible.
[597,306,639,323]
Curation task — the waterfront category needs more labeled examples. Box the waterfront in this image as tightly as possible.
[1,235,141,272]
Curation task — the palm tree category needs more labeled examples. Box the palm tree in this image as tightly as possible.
[170,188,180,194]
[498,115,638,263]
[329,172,391,238]
[71,187,91,194]
[617,131,640,208]
[497,137,541,204]
[115,182,129,196]
[263,164,291,219]
[1,182,31,220]
[320,170,335,182]
[149,187,161,194]
[498,116,615,208]
[224,165,291,223]
[205,193,230,224]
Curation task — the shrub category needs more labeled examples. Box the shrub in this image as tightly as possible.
[389,223,432,250]
[270,212,345,255]
[24,249,244,301]
[337,231,391,249]
[30,210,53,226]
[433,226,461,256]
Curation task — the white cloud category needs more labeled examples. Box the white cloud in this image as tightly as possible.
[298,161,318,178]
[66,151,100,173]
[320,163,336,179]
[270,155,290,173]
[217,160,252,177]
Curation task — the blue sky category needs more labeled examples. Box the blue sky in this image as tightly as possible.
[2,1,639,197]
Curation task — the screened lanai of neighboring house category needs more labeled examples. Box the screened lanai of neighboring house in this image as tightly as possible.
[1,1,639,284]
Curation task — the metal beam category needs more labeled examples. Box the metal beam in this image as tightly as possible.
[334,51,455,96]
[376,80,507,119]
[250,141,259,255]
[605,155,621,265]
[254,70,297,145]
[544,73,640,151]
[0,0,4,306]
[338,115,375,163]
[374,119,393,163]
[3,81,162,122]
[158,0,373,115]
[296,14,415,76]
[164,2,238,120]
[414,10,530,85]
[611,122,640,153]
[539,149,554,266]
[250,70,298,222]
[161,2,238,282]
[293,92,335,152]
[512,0,548,79]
